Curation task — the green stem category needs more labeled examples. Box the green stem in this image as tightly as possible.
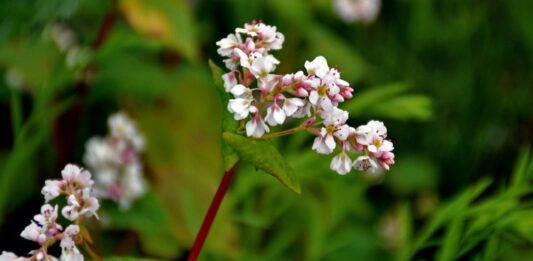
[10,90,22,144]
[260,126,307,139]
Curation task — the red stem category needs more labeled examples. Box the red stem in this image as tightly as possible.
[187,165,237,261]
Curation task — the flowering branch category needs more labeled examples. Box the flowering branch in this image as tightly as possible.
[188,165,237,261]
[217,20,396,175]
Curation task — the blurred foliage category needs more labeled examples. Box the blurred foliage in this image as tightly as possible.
[0,0,532,260]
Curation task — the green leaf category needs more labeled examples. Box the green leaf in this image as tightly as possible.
[118,0,199,62]
[344,82,433,121]
[510,147,531,191]
[209,60,239,171]
[413,178,492,254]
[437,214,464,261]
[305,25,367,83]
[223,132,301,194]
[103,193,179,258]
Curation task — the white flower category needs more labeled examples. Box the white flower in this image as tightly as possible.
[118,163,146,209]
[353,155,379,173]
[20,222,46,245]
[61,164,93,188]
[367,120,387,137]
[333,0,381,24]
[60,225,83,261]
[355,125,375,145]
[42,180,62,202]
[0,251,26,261]
[61,205,79,221]
[282,98,304,117]
[265,103,286,126]
[330,152,353,175]
[292,101,312,118]
[216,33,241,57]
[312,108,351,154]
[228,97,256,120]
[246,115,270,138]
[229,84,251,97]
[250,55,277,80]
[305,56,329,78]
[312,128,337,154]
[222,71,238,92]
[84,137,119,170]
[33,204,59,227]
[80,188,100,219]
[108,112,145,151]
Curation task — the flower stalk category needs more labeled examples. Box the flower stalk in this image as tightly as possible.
[188,164,237,261]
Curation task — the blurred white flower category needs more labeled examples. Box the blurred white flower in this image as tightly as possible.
[84,112,147,210]
[333,0,381,24]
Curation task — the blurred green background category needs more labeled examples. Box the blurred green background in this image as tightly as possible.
[1,0,532,260]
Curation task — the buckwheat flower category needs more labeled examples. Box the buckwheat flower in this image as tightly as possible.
[333,0,381,24]
[0,251,26,261]
[282,97,305,117]
[109,113,145,151]
[379,151,395,171]
[330,152,353,175]
[222,71,238,92]
[84,138,119,170]
[246,114,270,138]
[61,164,93,189]
[355,124,375,146]
[292,102,312,118]
[229,84,251,97]
[119,163,146,209]
[233,48,257,69]
[228,96,256,120]
[353,155,379,173]
[250,55,278,80]
[42,180,63,202]
[367,120,387,137]
[60,225,82,261]
[216,33,241,57]
[265,103,286,126]
[34,204,60,228]
[305,56,329,78]
[61,204,79,221]
[20,222,46,245]
[312,108,351,154]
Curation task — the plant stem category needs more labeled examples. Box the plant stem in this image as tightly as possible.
[188,165,237,261]
[83,242,103,261]
[260,126,306,139]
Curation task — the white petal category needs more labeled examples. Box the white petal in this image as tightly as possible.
[245,119,257,137]
[309,91,319,105]
[273,107,286,125]
[325,134,336,151]
[230,84,248,97]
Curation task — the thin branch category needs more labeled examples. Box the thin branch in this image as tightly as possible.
[187,165,237,261]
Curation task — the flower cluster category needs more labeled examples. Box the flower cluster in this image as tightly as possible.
[84,112,146,209]
[1,164,99,261]
[216,21,395,175]
[333,0,381,24]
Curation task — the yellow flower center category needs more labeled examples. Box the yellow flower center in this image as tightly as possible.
[318,85,327,96]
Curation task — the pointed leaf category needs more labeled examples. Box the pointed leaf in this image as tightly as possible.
[223,132,301,194]
[209,60,239,170]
